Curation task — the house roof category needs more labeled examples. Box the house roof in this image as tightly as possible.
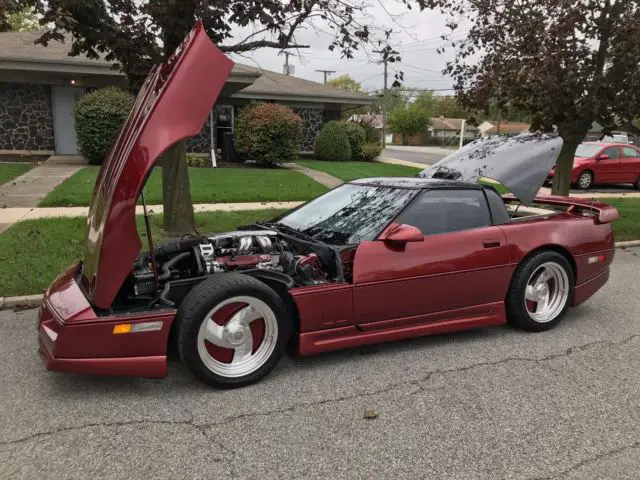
[480,121,530,134]
[430,117,478,132]
[349,114,384,129]
[0,30,371,106]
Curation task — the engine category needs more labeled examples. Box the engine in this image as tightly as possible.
[127,230,330,306]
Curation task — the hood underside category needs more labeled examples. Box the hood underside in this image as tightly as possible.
[418,133,563,205]
[82,21,234,309]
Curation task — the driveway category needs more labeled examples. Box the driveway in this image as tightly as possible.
[382,145,452,166]
[1,249,639,479]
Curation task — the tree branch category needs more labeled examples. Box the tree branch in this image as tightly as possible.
[220,40,310,53]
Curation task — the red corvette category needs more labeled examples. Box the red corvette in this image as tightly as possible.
[37,23,619,388]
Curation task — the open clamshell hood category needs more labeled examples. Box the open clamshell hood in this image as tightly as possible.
[82,21,234,309]
[418,133,563,205]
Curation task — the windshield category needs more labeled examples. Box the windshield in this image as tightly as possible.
[575,144,602,158]
[276,184,417,245]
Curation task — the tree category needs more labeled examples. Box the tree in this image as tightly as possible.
[419,0,640,195]
[371,87,408,115]
[327,74,363,92]
[27,0,417,236]
[5,5,38,31]
[388,104,431,145]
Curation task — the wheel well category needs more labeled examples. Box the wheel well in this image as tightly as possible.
[579,169,594,180]
[517,245,577,280]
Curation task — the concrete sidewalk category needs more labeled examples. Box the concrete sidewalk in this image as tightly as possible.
[0,155,86,209]
[284,162,343,188]
[0,201,303,232]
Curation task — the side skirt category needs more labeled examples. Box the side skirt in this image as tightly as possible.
[298,303,507,356]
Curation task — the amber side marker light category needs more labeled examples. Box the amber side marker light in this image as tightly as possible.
[113,321,163,335]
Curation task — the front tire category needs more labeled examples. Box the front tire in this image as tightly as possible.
[176,273,291,388]
[506,251,574,332]
[576,170,594,190]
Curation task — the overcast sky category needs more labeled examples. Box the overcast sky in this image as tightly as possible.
[228,2,466,94]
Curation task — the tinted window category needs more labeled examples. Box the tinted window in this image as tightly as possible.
[483,188,510,225]
[623,147,638,158]
[277,184,417,245]
[395,189,492,236]
[601,147,620,159]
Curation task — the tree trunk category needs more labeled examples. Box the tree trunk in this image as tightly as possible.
[161,140,196,237]
[551,135,583,196]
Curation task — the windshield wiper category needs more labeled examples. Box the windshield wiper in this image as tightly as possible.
[255,221,321,244]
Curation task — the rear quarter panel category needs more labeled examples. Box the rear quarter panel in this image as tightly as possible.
[500,213,615,285]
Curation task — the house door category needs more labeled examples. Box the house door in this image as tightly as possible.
[52,86,86,154]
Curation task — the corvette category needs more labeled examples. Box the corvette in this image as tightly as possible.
[37,22,619,388]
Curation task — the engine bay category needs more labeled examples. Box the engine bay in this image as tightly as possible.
[112,229,355,311]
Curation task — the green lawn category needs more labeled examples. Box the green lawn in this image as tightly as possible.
[296,159,422,182]
[0,163,34,186]
[38,166,328,207]
[598,198,640,242]
[0,209,287,297]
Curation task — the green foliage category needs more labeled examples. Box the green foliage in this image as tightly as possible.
[73,87,135,165]
[186,154,207,168]
[388,104,431,145]
[5,6,39,32]
[361,143,383,161]
[234,103,302,166]
[314,121,352,161]
[327,74,363,92]
[343,121,366,161]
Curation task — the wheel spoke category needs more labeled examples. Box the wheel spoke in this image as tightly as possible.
[227,305,261,329]
[525,285,539,302]
[203,320,231,348]
[232,328,254,363]
[535,268,550,286]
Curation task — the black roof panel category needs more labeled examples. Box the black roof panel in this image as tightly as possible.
[348,177,482,190]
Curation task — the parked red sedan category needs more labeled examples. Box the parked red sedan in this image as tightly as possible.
[548,142,640,190]
[37,22,619,389]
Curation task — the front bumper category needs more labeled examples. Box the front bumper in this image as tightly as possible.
[37,266,174,379]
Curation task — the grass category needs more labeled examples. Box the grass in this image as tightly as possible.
[0,163,34,186]
[0,209,287,297]
[296,159,422,182]
[597,198,640,242]
[38,166,328,207]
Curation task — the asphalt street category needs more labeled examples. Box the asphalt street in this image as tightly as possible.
[1,249,639,480]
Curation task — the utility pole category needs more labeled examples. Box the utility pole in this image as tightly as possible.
[373,50,398,148]
[315,69,336,83]
[280,51,295,75]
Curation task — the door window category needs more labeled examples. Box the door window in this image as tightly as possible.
[395,189,492,236]
[601,147,620,159]
[622,147,638,158]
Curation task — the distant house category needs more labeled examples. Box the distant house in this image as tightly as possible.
[349,113,393,144]
[478,121,530,137]
[0,30,372,156]
[429,117,478,139]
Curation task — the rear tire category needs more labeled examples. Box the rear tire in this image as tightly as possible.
[577,170,594,190]
[175,273,291,388]
[506,251,574,332]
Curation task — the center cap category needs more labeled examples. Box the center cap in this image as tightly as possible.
[227,327,245,345]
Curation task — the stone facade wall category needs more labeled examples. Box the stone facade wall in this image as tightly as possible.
[0,83,54,151]
[186,104,329,154]
[292,107,324,152]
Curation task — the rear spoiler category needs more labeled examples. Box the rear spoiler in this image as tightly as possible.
[533,196,620,224]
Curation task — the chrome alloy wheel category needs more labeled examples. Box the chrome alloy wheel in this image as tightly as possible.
[578,171,593,189]
[524,262,570,323]
[197,296,278,378]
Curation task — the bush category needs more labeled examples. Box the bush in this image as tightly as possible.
[361,143,383,161]
[73,87,135,165]
[186,154,207,167]
[343,121,366,161]
[234,103,302,166]
[355,118,381,143]
[314,121,352,161]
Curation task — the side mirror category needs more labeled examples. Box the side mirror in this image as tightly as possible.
[597,154,609,160]
[380,223,424,246]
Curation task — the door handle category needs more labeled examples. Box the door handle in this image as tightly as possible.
[482,239,501,248]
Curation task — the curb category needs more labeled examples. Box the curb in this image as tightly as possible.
[376,157,427,169]
[2,240,639,312]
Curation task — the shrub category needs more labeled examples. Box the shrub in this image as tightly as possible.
[73,87,135,165]
[186,154,207,167]
[361,143,383,161]
[314,121,352,161]
[343,121,366,161]
[234,103,302,166]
